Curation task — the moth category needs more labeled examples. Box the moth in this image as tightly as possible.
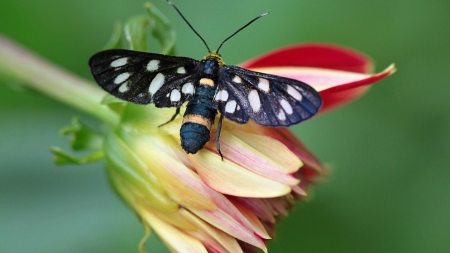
[89,1,322,159]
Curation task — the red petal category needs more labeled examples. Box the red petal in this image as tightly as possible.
[240,43,373,74]
[319,64,396,112]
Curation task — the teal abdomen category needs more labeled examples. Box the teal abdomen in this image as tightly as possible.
[180,83,217,154]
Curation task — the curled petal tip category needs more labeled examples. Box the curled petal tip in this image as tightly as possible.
[387,63,397,75]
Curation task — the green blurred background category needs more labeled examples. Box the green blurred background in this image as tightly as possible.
[1,0,449,252]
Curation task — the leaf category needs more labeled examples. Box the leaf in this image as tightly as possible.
[50,147,104,165]
[59,117,104,150]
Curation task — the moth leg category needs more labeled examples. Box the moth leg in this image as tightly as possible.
[158,107,181,127]
[215,113,224,160]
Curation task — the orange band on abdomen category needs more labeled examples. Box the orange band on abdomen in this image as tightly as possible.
[182,114,212,130]
[199,78,215,87]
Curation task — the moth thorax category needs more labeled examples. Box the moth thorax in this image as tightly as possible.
[202,59,220,76]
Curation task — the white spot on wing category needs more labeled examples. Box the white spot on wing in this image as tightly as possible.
[280,99,293,114]
[181,82,194,95]
[287,85,303,101]
[277,109,286,121]
[118,82,129,93]
[215,90,229,101]
[248,90,261,112]
[111,57,128,67]
[177,67,186,74]
[170,89,181,102]
[258,78,270,93]
[225,100,237,113]
[114,72,131,84]
[146,60,160,71]
[148,73,165,95]
[233,75,242,83]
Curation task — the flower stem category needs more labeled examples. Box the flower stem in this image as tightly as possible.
[0,35,119,125]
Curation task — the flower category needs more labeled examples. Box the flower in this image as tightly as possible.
[0,5,394,252]
[103,44,394,253]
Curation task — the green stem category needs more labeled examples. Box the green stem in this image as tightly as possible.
[0,35,119,125]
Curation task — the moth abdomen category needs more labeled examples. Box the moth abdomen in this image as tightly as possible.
[180,82,218,154]
[180,122,211,154]
[180,112,216,154]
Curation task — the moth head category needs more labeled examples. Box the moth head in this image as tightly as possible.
[204,51,225,66]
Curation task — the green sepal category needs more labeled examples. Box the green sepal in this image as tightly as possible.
[124,15,151,52]
[59,117,103,150]
[100,94,128,117]
[104,132,179,212]
[120,3,176,54]
[144,2,176,55]
[101,94,127,105]
[103,22,123,50]
[50,147,104,165]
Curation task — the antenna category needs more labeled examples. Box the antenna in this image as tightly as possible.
[216,12,269,53]
[166,0,211,52]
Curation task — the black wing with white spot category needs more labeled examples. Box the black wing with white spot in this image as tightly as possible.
[214,65,322,126]
[89,49,203,107]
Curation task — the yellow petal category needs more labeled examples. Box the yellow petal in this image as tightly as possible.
[150,208,198,231]
[228,130,302,177]
[139,207,208,253]
[190,148,292,198]
[180,209,244,253]
[132,136,217,210]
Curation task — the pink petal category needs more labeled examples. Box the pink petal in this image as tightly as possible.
[178,209,244,253]
[265,196,293,217]
[230,197,277,223]
[190,188,269,252]
[208,130,301,185]
[227,198,271,240]
[251,64,395,112]
[291,184,308,197]
[267,127,324,175]
[240,43,373,74]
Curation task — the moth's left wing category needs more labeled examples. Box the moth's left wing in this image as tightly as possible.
[214,65,322,126]
[89,49,202,107]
